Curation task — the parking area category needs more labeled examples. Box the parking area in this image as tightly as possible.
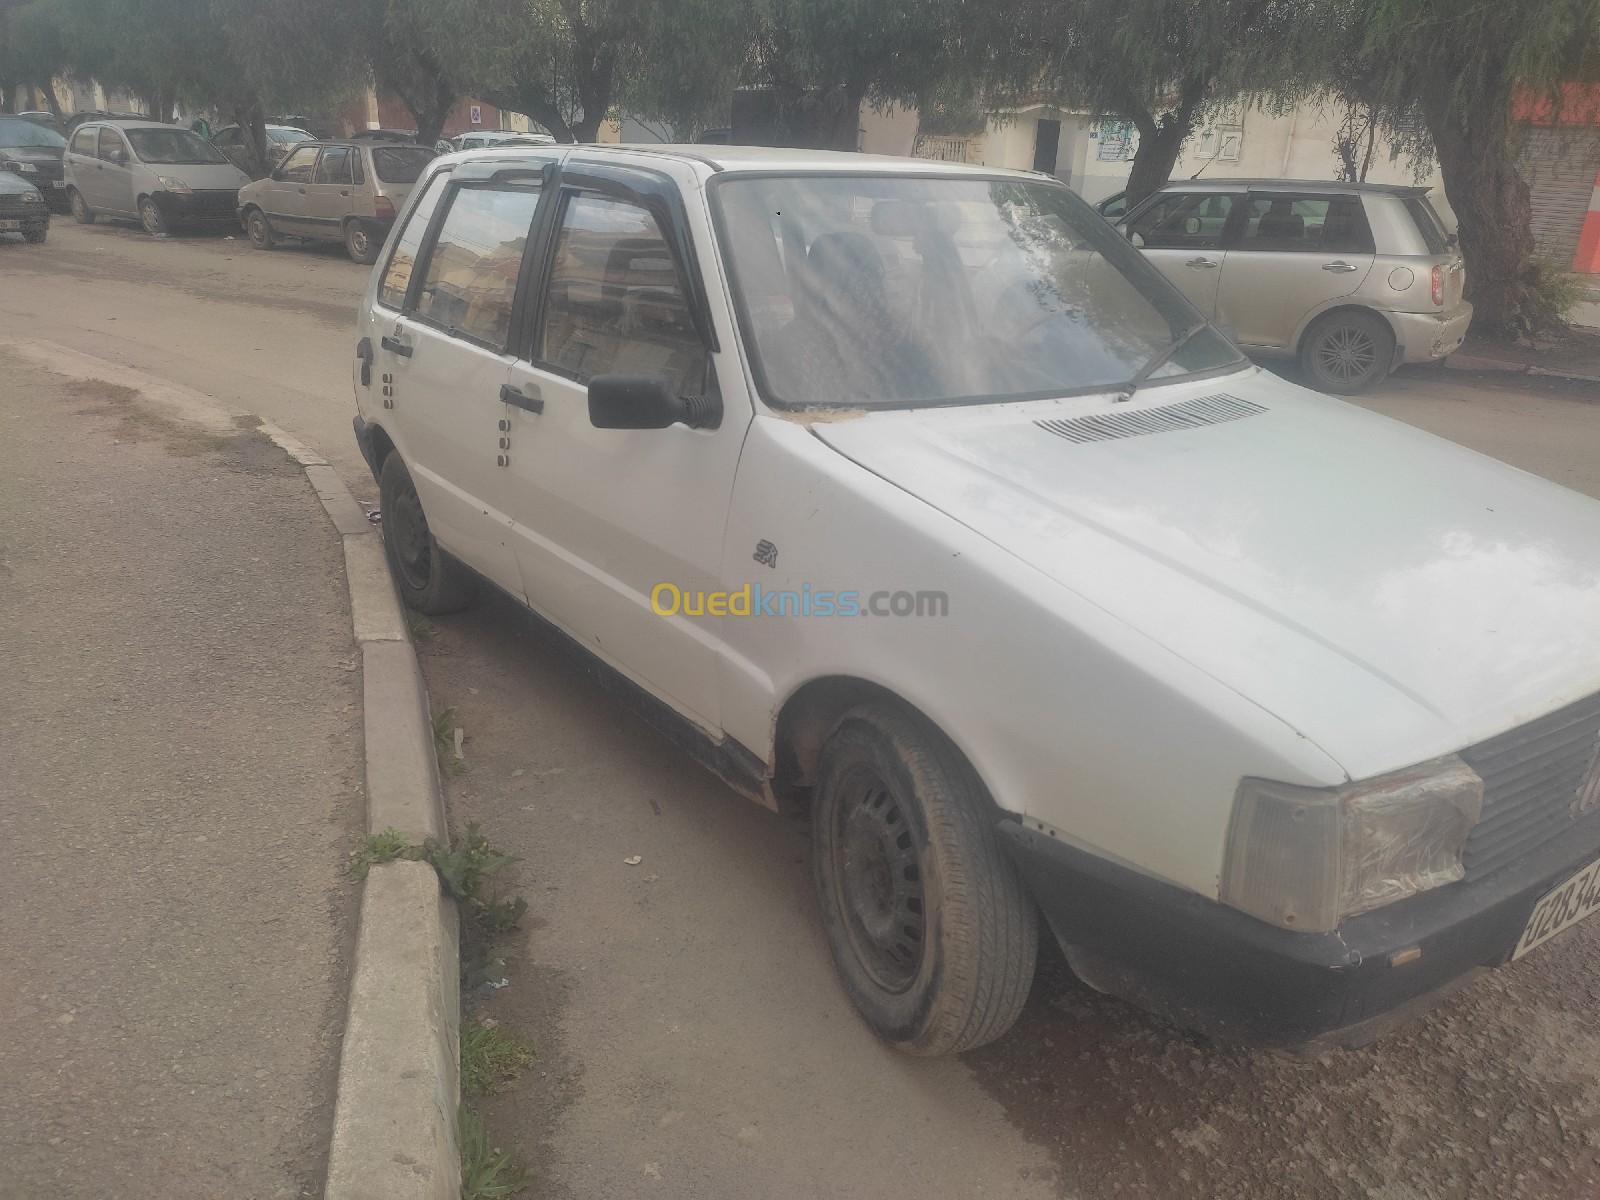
[7,219,1600,1199]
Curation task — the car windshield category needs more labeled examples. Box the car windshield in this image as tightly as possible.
[372,146,434,183]
[127,128,229,165]
[715,174,1242,409]
[0,118,66,149]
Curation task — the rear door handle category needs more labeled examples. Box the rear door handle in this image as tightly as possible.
[501,383,544,414]
[1185,257,1219,269]
[380,334,412,357]
[1322,260,1360,273]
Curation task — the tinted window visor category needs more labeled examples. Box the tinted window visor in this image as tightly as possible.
[714,174,1243,411]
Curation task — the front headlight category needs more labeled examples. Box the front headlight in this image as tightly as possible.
[5,160,38,173]
[157,176,193,195]
[1220,757,1483,932]
[19,188,42,203]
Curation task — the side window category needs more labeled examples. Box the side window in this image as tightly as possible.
[412,184,541,349]
[1237,195,1374,254]
[1128,192,1234,250]
[70,127,95,156]
[278,145,318,184]
[351,150,366,186]
[377,171,449,310]
[97,127,128,165]
[537,192,706,395]
[314,145,354,186]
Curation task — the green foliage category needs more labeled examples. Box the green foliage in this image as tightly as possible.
[460,1020,536,1097]
[1519,261,1588,336]
[348,828,424,879]
[426,822,529,936]
[459,1106,534,1199]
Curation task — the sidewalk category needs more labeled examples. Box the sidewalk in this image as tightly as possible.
[0,355,362,1197]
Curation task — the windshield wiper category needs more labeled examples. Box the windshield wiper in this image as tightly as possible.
[1116,321,1210,403]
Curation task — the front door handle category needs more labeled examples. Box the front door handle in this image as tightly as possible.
[380,334,412,357]
[500,383,544,414]
[1185,257,1219,270]
[1322,260,1360,273]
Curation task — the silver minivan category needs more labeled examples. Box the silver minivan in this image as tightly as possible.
[236,140,436,263]
[63,120,251,235]
[1121,180,1471,393]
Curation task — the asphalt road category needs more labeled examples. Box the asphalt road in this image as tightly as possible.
[8,220,1600,1199]
[0,354,362,1197]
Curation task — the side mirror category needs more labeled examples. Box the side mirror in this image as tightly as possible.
[1129,230,1146,248]
[588,373,720,430]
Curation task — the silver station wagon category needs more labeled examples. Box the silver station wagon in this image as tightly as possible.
[1121,179,1471,393]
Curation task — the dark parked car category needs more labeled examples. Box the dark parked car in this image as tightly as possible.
[16,111,65,135]
[0,168,50,242]
[0,116,67,211]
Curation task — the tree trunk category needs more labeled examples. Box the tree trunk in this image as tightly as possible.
[1425,98,1536,336]
[1124,119,1189,209]
[231,99,271,179]
[34,79,63,119]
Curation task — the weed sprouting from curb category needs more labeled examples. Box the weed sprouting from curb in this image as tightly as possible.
[459,1106,534,1199]
[433,707,465,775]
[461,1020,535,1098]
[348,829,421,879]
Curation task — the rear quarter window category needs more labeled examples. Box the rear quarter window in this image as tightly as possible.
[1402,196,1450,255]
[372,147,434,184]
[377,171,449,309]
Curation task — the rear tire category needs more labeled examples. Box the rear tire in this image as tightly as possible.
[378,453,477,614]
[811,702,1038,1055]
[68,188,94,224]
[138,196,168,236]
[245,208,274,250]
[345,220,379,265]
[1299,309,1394,394]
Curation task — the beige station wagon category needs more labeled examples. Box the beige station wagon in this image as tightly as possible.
[1120,180,1471,393]
[236,140,436,263]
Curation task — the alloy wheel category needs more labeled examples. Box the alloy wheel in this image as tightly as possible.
[1315,323,1378,385]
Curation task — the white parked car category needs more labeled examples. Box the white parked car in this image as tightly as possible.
[352,145,1600,1055]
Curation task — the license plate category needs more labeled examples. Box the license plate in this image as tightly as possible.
[50,180,64,188]
[0,219,20,231]
[1514,855,1600,960]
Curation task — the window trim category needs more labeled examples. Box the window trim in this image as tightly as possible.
[374,166,454,314]
[404,177,546,355]
[313,144,354,187]
[1225,191,1377,255]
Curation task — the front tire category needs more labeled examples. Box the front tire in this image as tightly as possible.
[138,196,168,236]
[68,188,94,224]
[245,208,274,250]
[345,220,379,265]
[812,702,1038,1055]
[1299,309,1394,394]
[378,453,477,614]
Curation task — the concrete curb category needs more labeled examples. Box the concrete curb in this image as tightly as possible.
[1446,354,1600,385]
[259,425,461,1200]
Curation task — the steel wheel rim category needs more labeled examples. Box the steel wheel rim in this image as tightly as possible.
[1316,324,1377,383]
[140,201,161,234]
[71,192,86,219]
[249,214,267,245]
[349,227,368,257]
[389,488,433,591]
[831,763,926,992]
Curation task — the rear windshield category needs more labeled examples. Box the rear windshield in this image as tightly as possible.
[372,146,434,183]
[0,118,65,148]
[1403,196,1450,255]
[127,128,229,165]
[268,127,313,145]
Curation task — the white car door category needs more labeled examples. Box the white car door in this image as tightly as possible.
[366,168,543,597]
[1124,190,1243,318]
[94,126,136,215]
[499,160,750,730]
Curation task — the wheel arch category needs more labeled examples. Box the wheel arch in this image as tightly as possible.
[1293,302,1401,360]
[770,674,1014,820]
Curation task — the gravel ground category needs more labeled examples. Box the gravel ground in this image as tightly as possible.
[0,357,362,1198]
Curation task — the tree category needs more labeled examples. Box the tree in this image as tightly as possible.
[1336,0,1600,335]
[0,0,72,116]
[974,0,1320,207]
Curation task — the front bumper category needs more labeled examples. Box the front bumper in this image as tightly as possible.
[1000,808,1600,1048]
[151,189,241,225]
[0,204,48,234]
[1391,303,1474,364]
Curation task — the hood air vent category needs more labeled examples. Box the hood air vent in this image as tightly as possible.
[1035,393,1265,445]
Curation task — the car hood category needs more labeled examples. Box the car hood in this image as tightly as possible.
[0,145,62,166]
[146,162,250,189]
[0,169,40,195]
[811,368,1600,779]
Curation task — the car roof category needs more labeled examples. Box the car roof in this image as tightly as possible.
[450,142,1046,181]
[1157,177,1431,197]
[81,119,183,132]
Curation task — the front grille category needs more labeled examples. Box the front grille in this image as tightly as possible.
[0,192,36,213]
[33,161,62,183]
[1459,691,1600,878]
[181,189,239,217]
[1035,393,1265,445]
